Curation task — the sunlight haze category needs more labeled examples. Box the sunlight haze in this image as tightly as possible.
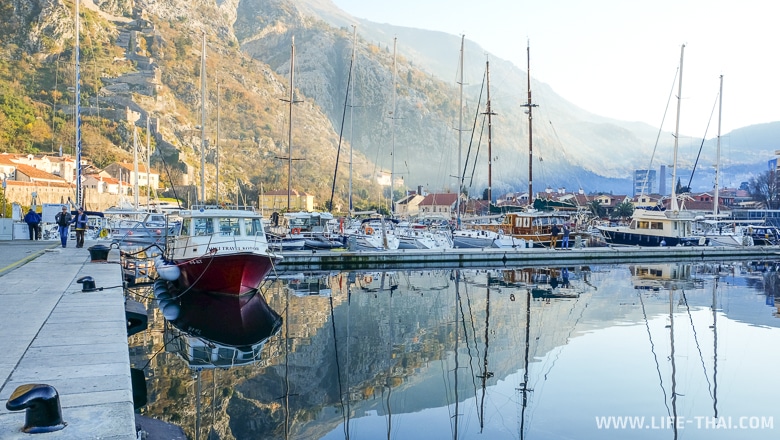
[331,0,778,138]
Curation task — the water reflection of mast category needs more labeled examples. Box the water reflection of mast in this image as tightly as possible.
[712,275,719,417]
[476,272,493,431]
[284,286,290,439]
[453,270,461,439]
[519,287,531,439]
[330,276,349,439]
[669,287,678,440]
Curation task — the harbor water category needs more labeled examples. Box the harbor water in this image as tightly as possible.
[127,261,780,439]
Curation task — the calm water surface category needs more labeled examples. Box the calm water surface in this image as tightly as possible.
[127,261,780,439]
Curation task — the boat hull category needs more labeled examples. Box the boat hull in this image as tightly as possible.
[174,252,279,295]
[597,227,708,247]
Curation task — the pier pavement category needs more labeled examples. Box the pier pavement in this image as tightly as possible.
[0,240,136,439]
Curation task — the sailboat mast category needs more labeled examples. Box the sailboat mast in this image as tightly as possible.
[485,59,494,205]
[521,41,538,206]
[287,37,295,212]
[146,117,151,211]
[670,44,685,212]
[216,77,221,205]
[133,127,139,210]
[349,25,357,214]
[714,75,723,216]
[390,37,397,215]
[456,35,465,225]
[200,32,207,205]
[75,0,82,208]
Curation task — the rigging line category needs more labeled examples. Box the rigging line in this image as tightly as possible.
[462,69,487,192]
[330,53,355,212]
[638,290,672,417]
[543,293,588,381]
[681,290,713,399]
[641,67,679,198]
[457,280,481,399]
[468,116,486,189]
[686,91,720,190]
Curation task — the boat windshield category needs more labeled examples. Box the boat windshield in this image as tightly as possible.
[246,218,264,236]
[186,217,214,235]
[218,217,242,236]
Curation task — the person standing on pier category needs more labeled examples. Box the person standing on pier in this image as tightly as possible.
[55,206,72,248]
[550,223,560,249]
[73,207,88,248]
[24,208,41,240]
[562,224,571,249]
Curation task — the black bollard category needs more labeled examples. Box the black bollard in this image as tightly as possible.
[5,384,67,433]
[76,276,96,292]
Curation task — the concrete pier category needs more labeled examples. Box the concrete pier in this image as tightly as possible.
[275,245,780,272]
[0,241,136,439]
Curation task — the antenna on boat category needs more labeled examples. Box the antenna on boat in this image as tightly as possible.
[520,40,538,208]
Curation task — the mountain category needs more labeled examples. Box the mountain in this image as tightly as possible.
[0,0,776,208]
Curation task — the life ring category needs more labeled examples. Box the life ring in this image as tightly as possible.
[291,228,301,235]
[363,275,373,283]
[365,226,374,235]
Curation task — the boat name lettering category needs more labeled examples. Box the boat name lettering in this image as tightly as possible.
[187,259,203,265]
[215,246,261,251]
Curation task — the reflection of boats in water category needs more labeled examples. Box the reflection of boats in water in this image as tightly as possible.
[164,323,278,369]
[154,279,283,348]
[630,263,701,291]
[285,273,333,297]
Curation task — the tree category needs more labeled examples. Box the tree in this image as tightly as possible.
[589,200,606,218]
[747,170,779,209]
[612,200,634,219]
[675,178,690,194]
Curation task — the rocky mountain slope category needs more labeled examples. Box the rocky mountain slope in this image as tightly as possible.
[1,0,775,207]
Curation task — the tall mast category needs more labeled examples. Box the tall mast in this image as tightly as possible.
[146,116,151,210]
[133,127,139,210]
[216,77,221,205]
[287,37,295,211]
[670,44,685,212]
[520,41,538,206]
[200,32,207,204]
[484,59,494,205]
[75,0,82,208]
[714,75,723,216]
[456,35,464,225]
[349,25,357,214]
[390,37,397,215]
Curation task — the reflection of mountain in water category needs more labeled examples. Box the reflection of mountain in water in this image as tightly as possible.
[128,263,780,439]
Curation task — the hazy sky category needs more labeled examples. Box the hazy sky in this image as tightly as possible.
[331,0,778,137]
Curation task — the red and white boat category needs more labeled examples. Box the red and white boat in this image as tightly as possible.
[157,207,282,296]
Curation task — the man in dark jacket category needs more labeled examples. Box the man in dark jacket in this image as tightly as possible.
[73,207,88,248]
[24,208,41,240]
[54,206,72,248]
